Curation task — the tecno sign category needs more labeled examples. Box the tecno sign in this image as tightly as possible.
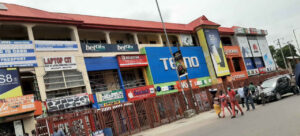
[44,56,77,71]
[160,57,199,70]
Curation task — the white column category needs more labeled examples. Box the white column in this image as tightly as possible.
[132,33,139,44]
[158,34,163,45]
[68,26,80,42]
[26,24,35,41]
[104,31,111,44]
[176,34,183,46]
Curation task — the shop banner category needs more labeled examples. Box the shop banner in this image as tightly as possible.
[0,94,35,117]
[176,77,212,90]
[0,68,22,99]
[155,82,178,96]
[126,85,155,101]
[249,28,258,35]
[223,46,242,57]
[244,58,259,76]
[259,67,267,74]
[236,36,252,58]
[247,37,262,57]
[46,93,90,112]
[81,43,139,53]
[234,28,246,34]
[231,71,248,81]
[117,55,148,68]
[95,90,125,107]
[180,34,194,46]
[257,36,276,71]
[254,57,265,68]
[0,41,37,68]
[173,50,188,77]
[35,41,78,51]
[44,56,77,71]
[203,29,230,77]
[145,47,209,84]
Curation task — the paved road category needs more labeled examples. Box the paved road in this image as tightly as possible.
[157,94,300,136]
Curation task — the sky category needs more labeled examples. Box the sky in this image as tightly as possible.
[1,0,300,50]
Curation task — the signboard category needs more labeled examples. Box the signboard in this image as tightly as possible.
[173,50,188,77]
[155,82,177,96]
[248,37,262,57]
[234,28,245,34]
[244,58,259,76]
[0,68,22,99]
[259,67,267,74]
[0,41,37,68]
[236,36,252,58]
[0,95,35,117]
[35,41,78,51]
[257,36,276,71]
[145,47,209,84]
[81,43,139,53]
[176,77,212,90]
[14,120,24,136]
[249,28,258,35]
[117,55,148,68]
[126,85,155,101]
[223,46,242,57]
[95,90,125,107]
[180,34,194,46]
[46,93,90,112]
[203,29,230,77]
[44,56,77,71]
[231,71,248,81]
[254,57,265,68]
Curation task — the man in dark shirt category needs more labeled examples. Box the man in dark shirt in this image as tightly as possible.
[244,82,255,111]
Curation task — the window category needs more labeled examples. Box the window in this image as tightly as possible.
[44,70,85,91]
[20,73,41,101]
[122,69,145,89]
[116,40,124,44]
[46,87,85,99]
[233,58,242,72]
[88,70,120,93]
[221,37,232,46]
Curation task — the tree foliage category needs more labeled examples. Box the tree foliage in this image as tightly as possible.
[269,44,298,69]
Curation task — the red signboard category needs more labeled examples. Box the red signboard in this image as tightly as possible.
[117,55,148,68]
[230,71,248,81]
[0,94,36,117]
[223,46,242,58]
[258,67,267,74]
[176,78,199,90]
[126,85,155,101]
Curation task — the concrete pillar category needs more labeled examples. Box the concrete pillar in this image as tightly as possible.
[158,34,163,45]
[26,24,35,41]
[176,34,183,46]
[23,116,36,136]
[132,33,139,44]
[104,31,111,44]
[68,26,80,42]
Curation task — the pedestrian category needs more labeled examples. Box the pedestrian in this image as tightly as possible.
[52,127,65,136]
[219,90,232,118]
[213,98,221,118]
[244,82,255,111]
[257,82,268,105]
[227,87,244,118]
[249,82,256,95]
[237,85,245,107]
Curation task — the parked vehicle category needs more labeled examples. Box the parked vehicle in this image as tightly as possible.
[255,75,299,104]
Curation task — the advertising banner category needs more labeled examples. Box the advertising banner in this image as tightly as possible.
[176,77,212,90]
[0,94,35,117]
[145,47,209,84]
[35,41,78,51]
[0,41,37,68]
[223,46,242,57]
[254,57,265,68]
[95,90,125,107]
[117,55,148,68]
[231,71,248,81]
[0,68,22,99]
[46,93,90,112]
[236,36,252,58]
[173,50,188,77]
[247,37,262,57]
[244,58,259,76]
[44,56,77,71]
[203,29,230,77]
[257,36,276,71]
[126,85,155,101]
[155,82,177,96]
[180,34,194,46]
[81,43,139,53]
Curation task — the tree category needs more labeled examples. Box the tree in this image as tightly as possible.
[270,44,298,69]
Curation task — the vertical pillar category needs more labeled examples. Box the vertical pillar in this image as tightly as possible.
[132,33,139,44]
[26,24,35,41]
[117,68,127,101]
[104,31,111,44]
[176,34,183,46]
[158,34,163,45]
[142,68,149,85]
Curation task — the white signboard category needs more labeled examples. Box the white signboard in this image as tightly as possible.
[236,36,252,57]
[180,34,194,46]
[0,41,37,68]
[35,41,78,51]
[257,36,276,71]
[44,56,77,71]
[13,120,24,136]
[248,37,262,57]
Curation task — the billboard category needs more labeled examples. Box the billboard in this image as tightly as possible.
[117,55,148,68]
[95,89,125,107]
[257,36,276,71]
[173,50,188,77]
[244,58,259,76]
[126,85,155,101]
[44,56,77,71]
[81,43,139,53]
[247,37,262,57]
[145,47,209,84]
[0,95,35,117]
[0,68,22,99]
[0,41,37,68]
[154,81,178,96]
[35,41,78,51]
[236,36,253,58]
[203,29,230,77]
[180,34,194,46]
[254,57,265,68]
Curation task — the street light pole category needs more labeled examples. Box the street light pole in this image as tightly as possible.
[287,41,296,71]
[277,39,288,69]
[293,29,300,54]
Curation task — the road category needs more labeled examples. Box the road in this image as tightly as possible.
[135,94,300,136]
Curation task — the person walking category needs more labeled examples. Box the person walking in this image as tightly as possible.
[257,82,268,105]
[227,87,244,119]
[219,90,232,118]
[237,85,245,107]
[213,97,222,118]
[244,82,255,111]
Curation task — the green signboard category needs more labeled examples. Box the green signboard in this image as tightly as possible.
[155,82,178,96]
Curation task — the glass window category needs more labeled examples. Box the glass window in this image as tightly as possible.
[88,70,120,93]
[122,68,145,89]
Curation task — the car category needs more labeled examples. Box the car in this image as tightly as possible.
[256,75,298,104]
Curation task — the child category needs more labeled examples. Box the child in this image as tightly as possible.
[213,98,221,118]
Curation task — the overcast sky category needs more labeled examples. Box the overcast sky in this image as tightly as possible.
[1,0,300,49]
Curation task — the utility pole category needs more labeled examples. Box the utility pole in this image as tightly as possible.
[287,41,296,72]
[293,29,300,53]
[277,39,288,69]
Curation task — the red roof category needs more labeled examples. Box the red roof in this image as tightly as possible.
[0,3,220,33]
[218,27,235,35]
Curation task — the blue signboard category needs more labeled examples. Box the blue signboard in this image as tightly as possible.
[0,68,23,99]
[81,43,139,53]
[85,57,119,71]
[0,41,37,68]
[35,41,78,51]
[145,47,209,84]
[254,57,265,68]
[244,58,256,69]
